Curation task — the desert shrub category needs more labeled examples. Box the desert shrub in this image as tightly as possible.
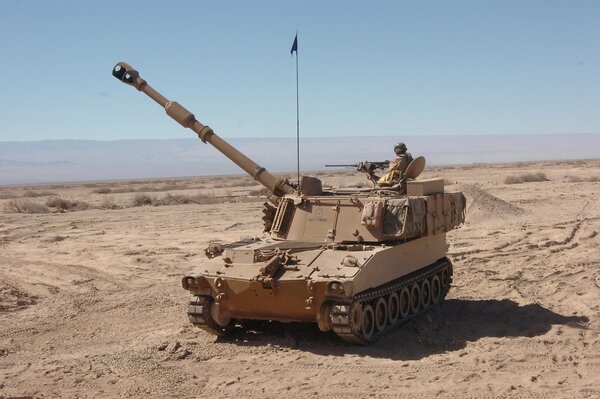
[212,181,261,189]
[503,175,523,184]
[99,197,121,210]
[132,193,153,206]
[504,172,548,184]
[565,175,599,183]
[158,184,184,191]
[22,190,58,198]
[125,183,200,192]
[249,187,269,197]
[92,186,138,194]
[155,194,195,205]
[133,191,234,206]
[5,199,50,213]
[234,180,259,187]
[565,175,583,183]
[45,196,89,212]
[112,187,136,193]
[157,192,221,205]
[91,187,112,194]
[521,172,547,182]
[130,190,263,207]
[46,196,70,209]
[137,185,158,192]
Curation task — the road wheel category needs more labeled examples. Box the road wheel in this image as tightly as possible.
[410,283,421,314]
[430,275,441,304]
[421,278,431,309]
[387,292,400,325]
[399,288,411,318]
[375,297,388,332]
[361,304,375,341]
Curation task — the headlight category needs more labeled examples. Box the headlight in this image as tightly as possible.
[182,276,195,289]
[327,281,344,294]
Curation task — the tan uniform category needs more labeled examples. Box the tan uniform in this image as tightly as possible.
[388,153,412,174]
[377,153,413,187]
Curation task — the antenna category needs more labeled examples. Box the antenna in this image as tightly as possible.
[291,32,300,188]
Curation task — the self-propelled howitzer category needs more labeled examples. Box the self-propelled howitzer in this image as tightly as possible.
[113,62,466,344]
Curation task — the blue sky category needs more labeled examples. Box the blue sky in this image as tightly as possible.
[0,0,598,141]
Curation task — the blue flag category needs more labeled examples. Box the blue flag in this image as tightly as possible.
[290,33,298,55]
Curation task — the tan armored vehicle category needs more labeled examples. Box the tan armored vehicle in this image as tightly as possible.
[113,62,466,344]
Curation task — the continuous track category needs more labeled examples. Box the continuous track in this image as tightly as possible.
[187,296,231,336]
[330,258,453,344]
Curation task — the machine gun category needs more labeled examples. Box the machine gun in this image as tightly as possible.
[326,160,391,186]
[325,160,390,174]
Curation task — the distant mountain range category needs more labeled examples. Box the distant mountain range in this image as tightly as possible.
[1,134,599,185]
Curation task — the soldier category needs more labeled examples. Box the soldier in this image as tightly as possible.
[376,142,413,187]
[389,143,413,174]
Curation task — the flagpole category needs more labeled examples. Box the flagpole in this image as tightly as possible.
[295,44,300,188]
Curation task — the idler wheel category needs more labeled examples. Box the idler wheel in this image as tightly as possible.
[410,283,421,314]
[421,278,431,309]
[361,304,376,341]
[399,288,411,318]
[387,292,400,325]
[430,275,442,304]
[374,297,388,332]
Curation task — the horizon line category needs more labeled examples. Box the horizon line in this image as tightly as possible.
[2,132,600,143]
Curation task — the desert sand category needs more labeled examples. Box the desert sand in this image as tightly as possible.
[1,159,599,398]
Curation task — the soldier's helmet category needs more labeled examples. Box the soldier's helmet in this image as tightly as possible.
[394,142,407,155]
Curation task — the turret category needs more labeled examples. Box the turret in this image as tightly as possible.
[112,62,295,197]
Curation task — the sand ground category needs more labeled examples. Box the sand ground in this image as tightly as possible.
[1,159,599,398]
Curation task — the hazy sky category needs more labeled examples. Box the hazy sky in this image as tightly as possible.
[0,1,598,141]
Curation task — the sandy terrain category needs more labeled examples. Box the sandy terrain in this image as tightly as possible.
[1,159,599,398]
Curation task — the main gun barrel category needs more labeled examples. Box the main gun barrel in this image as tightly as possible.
[112,62,295,197]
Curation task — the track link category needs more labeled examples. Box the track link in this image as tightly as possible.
[187,295,231,336]
[330,257,453,345]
